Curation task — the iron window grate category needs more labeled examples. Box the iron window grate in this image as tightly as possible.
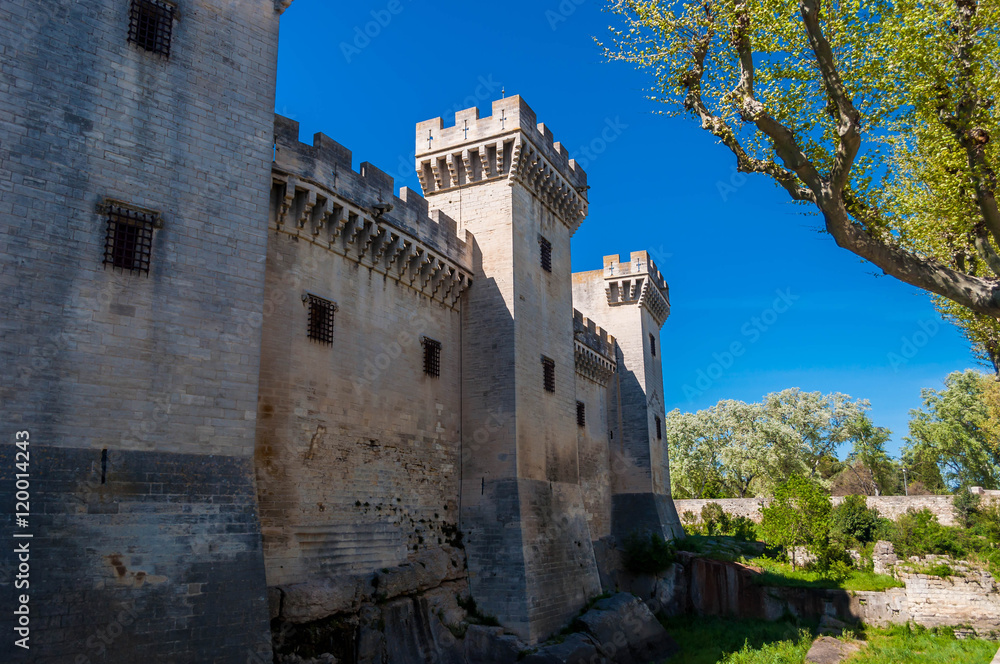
[655,416,662,440]
[576,401,586,427]
[650,333,656,357]
[307,294,337,345]
[423,337,441,377]
[542,356,555,393]
[128,0,174,57]
[539,236,552,273]
[103,204,156,275]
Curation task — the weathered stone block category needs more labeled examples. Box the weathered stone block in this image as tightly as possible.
[577,593,678,663]
[279,575,373,623]
[376,547,452,600]
[521,633,605,664]
[463,625,527,664]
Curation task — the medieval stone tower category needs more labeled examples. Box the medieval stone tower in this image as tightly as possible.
[574,252,683,542]
[414,98,602,642]
[0,0,289,661]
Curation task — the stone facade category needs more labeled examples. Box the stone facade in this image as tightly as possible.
[0,2,683,657]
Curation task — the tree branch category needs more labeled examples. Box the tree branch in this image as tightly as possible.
[676,0,1000,315]
[683,7,817,202]
[973,225,1000,276]
[822,202,1000,314]
[798,0,862,193]
[727,2,825,195]
[944,0,1000,248]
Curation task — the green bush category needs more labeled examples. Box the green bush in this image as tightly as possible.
[701,502,730,536]
[760,476,832,568]
[890,508,960,558]
[831,494,882,545]
[622,530,676,574]
[952,490,981,529]
[729,515,759,542]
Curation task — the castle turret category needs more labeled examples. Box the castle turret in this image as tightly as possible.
[415,97,600,643]
[573,251,684,541]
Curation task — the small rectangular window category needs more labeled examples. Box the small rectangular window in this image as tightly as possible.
[655,415,662,440]
[128,0,175,57]
[539,236,552,273]
[542,356,555,393]
[103,203,157,276]
[650,333,656,357]
[576,401,586,427]
[306,294,336,345]
[422,337,441,377]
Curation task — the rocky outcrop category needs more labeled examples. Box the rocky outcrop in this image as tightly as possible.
[519,593,677,664]
[269,542,675,664]
[805,636,862,664]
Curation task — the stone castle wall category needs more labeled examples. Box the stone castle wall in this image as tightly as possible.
[256,117,474,588]
[0,1,285,661]
[0,0,686,655]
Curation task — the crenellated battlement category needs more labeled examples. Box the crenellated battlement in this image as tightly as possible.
[573,309,616,385]
[271,115,474,308]
[599,251,671,328]
[414,96,589,233]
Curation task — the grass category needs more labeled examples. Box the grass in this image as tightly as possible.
[747,557,904,592]
[675,535,765,561]
[846,624,996,664]
[658,617,998,664]
[905,561,961,579]
[658,615,815,664]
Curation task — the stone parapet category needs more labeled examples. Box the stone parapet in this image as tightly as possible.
[272,115,474,308]
[601,252,670,328]
[415,96,588,233]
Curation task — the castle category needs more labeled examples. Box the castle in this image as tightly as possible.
[0,1,681,660]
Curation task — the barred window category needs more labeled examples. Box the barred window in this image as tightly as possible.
[306,294,336,345]
[542,356,555,393]
[655,415,662,440]
[539,236,552,273]
[650,333,656,357]
[103,203,157,275]
[422,337,441,377]
[576,401,585,427]
[128,0,175,57]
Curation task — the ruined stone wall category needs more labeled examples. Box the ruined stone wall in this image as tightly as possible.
[674,493,1000,527]
[0,1,285,660]
[257,118,474,588]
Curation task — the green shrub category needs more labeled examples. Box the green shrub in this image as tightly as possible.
[831,494,882,544]
[890,508,960,558]
[680,510,704,535]
[729,515,759,542]
[952,490,981,529]
[701,502,730,536]
[623,530,676,574]
[760,476,832,568]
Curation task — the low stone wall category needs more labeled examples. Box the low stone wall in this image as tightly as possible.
[615,548,1000,639]
[674,491,1000,527]
[852,566,1000,637]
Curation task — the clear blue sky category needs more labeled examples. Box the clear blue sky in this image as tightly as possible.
[275,0,980,457]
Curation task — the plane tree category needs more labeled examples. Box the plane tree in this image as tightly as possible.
[603,0,1000,316]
